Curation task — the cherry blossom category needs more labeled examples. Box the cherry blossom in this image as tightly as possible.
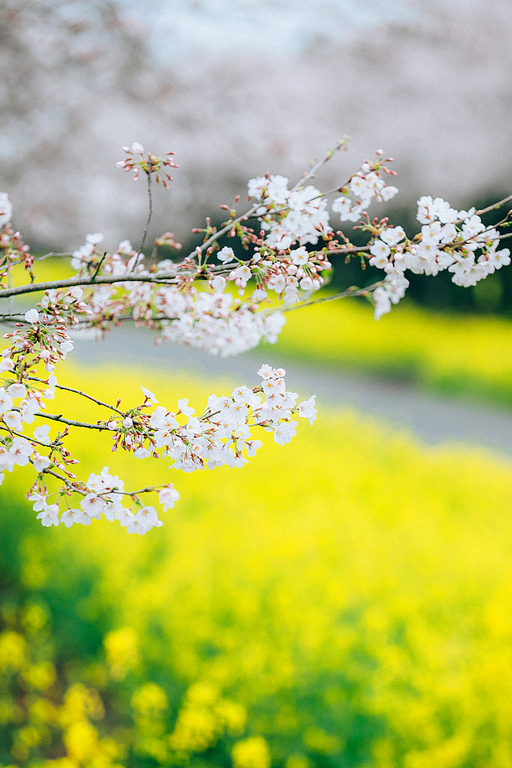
[0,140,510,533]
[0,193,12,227]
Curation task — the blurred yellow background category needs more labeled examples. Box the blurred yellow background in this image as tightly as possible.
[3,342,512,766]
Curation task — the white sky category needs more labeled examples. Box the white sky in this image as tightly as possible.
[118,0,412,61]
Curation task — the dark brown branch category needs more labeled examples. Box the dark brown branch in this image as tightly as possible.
[35,412,111,431]
[0,271,181,300]
[281,282,383,313]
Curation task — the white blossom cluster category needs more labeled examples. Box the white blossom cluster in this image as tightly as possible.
[0,142,510,535]
[68,243,288,357]
[222,242,331,309]
[16,365,316,533]
[68,220,331,355]
[1,305,75,406]
[136,363,316,467]
[331,154,399,223]
[0,306,81,485]
[367,196,511,320]
[160,291,286,357]
[247,175,331,248]
[28,468,179,535]
[0,193,13,228]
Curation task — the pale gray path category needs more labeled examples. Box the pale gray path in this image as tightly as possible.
[69,326,512,457]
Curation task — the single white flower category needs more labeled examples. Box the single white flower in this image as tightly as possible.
[85,233,104,245]
[36,504,60,527]
[24,309,39,324]
[29,491,48,512]
[68,286,84,300]
[7,383,26,400]
[79,494,105,519]
[141,386,158,404]
[291,246,309,266]
[373,286,392,320]
[211,275,226,292]
[298,395,317,425]
[380,226,406,246]
[0,389,13,414]
[246,440,263,457]
[0,358,14,373]
[9,437,33,465]
[300,277,314,291]
[21,397,40,424]
[231,265,252,288]
[370,241,391,258]
[380,185,399,201]
[0,193,13,227]
[33,454,51,472]
[61,509,85,528]
[217,246,235,263]
[4,410,22,431]
[273,421,298,445]
[177,399,194,417]
[350,175,373,202]
[34,425,51,444]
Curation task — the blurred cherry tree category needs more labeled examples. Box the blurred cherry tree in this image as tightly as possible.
[1,0,512,253]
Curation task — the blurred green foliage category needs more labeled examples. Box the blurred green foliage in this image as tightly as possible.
[277,296,512,408]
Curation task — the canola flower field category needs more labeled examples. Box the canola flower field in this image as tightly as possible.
[3,360,512,767]
[277,296,512,407]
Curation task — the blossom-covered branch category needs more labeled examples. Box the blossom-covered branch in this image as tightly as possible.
[0,141,509,533]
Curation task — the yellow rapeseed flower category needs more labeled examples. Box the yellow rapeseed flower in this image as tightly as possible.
[232,736,271,768]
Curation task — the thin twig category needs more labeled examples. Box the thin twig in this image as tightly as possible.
[291,137,348,192]
[8,266,13,317]
[490,231,512,242]
[280,282,383,313]
[139,171,153,255]
[0,424,56,449]
[27,378,125,416]
[0,271,181,300]
[186,203,260,260]
[33,252,73,262]
[477,194,512,216]
[35,412,111,431]
[40,466,80,491]
[91,254,106,281]
[105,485,157,497]
[326,244,372,256]
[0,312,26,320]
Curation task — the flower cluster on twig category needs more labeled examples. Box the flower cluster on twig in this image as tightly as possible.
[0,140,510,532]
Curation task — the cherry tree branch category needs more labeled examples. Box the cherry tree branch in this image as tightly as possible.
[35,412,111,431]
[186,203,260,260]
[291,137,349,191]
[0,272,180,300]
[139,170,153,256]
[53,383,125,415]
[280,282,384,313]
[40,467,78,490]
[477,194,512,216]
[26,378,125,416]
